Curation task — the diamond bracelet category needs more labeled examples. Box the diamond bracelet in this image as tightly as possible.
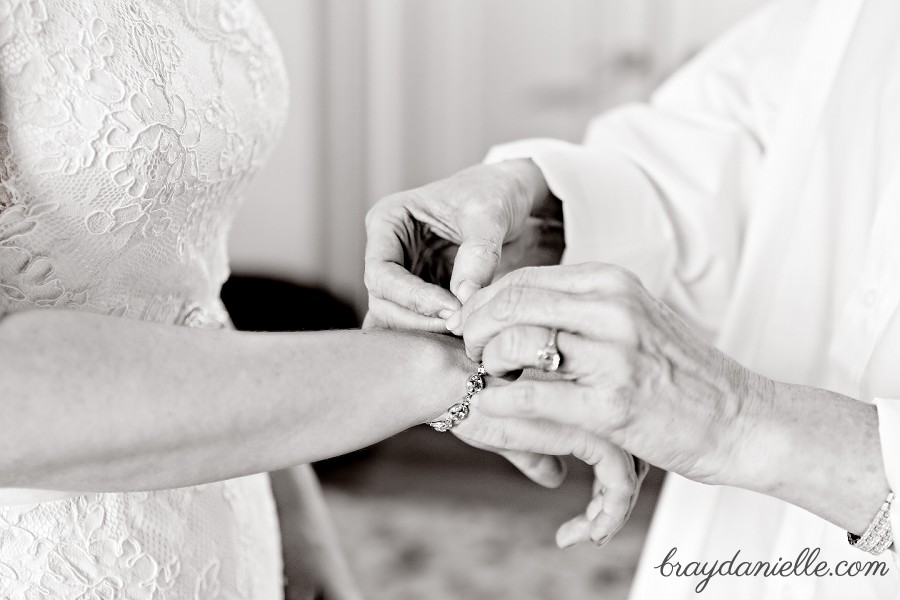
[427,363,486,432]
[848,491,894,555]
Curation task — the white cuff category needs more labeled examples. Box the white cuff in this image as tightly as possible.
[485,139,676,296]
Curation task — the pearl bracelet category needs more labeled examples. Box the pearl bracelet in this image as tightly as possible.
[427,363,486,432]
[848,491,894,555]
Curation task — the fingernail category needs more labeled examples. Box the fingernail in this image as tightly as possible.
[457,280,481,304]
[445,311,461,331]
[556,531,577,550]
[438,309,454,320]
[592,535,609,547]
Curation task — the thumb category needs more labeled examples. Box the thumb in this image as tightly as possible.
[450,225,505,303]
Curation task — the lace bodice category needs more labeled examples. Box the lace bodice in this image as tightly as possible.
[0,0,289,326]
[0,1,290,597]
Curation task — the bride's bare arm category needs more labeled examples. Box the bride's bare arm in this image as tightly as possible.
[0,309,469,492]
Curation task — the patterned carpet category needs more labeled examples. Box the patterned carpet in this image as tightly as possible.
[318,427,663,600]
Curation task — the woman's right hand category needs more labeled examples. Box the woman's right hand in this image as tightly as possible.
[363,159,552,332]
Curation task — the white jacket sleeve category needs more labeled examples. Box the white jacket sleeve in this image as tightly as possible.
[875,399,900,566]
[485,1,809,334]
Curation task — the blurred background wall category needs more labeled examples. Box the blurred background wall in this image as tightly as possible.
[228,0,765,315]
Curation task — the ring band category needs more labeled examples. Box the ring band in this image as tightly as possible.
[536,328,562,372]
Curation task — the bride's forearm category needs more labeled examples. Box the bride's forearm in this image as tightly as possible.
[0,309,467,492]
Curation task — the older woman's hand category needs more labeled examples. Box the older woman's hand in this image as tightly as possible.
[363,159,559,332]
[450,405,648,548]
[447,263,762,487]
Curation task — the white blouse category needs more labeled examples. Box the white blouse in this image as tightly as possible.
[488,0,900,597]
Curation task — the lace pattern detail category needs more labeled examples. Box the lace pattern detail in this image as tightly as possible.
[0,475,283,600]
[0,0,289,323]
[0,0,289,597]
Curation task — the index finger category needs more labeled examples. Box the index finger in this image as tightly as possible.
[460,287,635,361]
[447,263,640,335]
[364,212,460,318]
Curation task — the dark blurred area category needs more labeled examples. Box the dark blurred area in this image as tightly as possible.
[221,275,359,333]
[221,274,664,600]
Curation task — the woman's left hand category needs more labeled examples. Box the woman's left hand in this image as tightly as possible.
[450,407,648,548]
[447,263,765,488]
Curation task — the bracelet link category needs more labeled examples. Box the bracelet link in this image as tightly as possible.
[427,363,485,432]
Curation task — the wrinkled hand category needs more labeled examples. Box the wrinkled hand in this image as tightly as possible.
[450,402,648,548]
[448,263,755,487]
[363,159,587,533]
[363,159,556,332]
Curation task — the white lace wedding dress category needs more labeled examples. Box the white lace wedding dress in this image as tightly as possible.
[0,0,290,597]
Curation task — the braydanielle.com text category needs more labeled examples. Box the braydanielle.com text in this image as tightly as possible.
[655,546,890,593]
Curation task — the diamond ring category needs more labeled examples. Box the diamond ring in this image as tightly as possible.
[536,328,562,372]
